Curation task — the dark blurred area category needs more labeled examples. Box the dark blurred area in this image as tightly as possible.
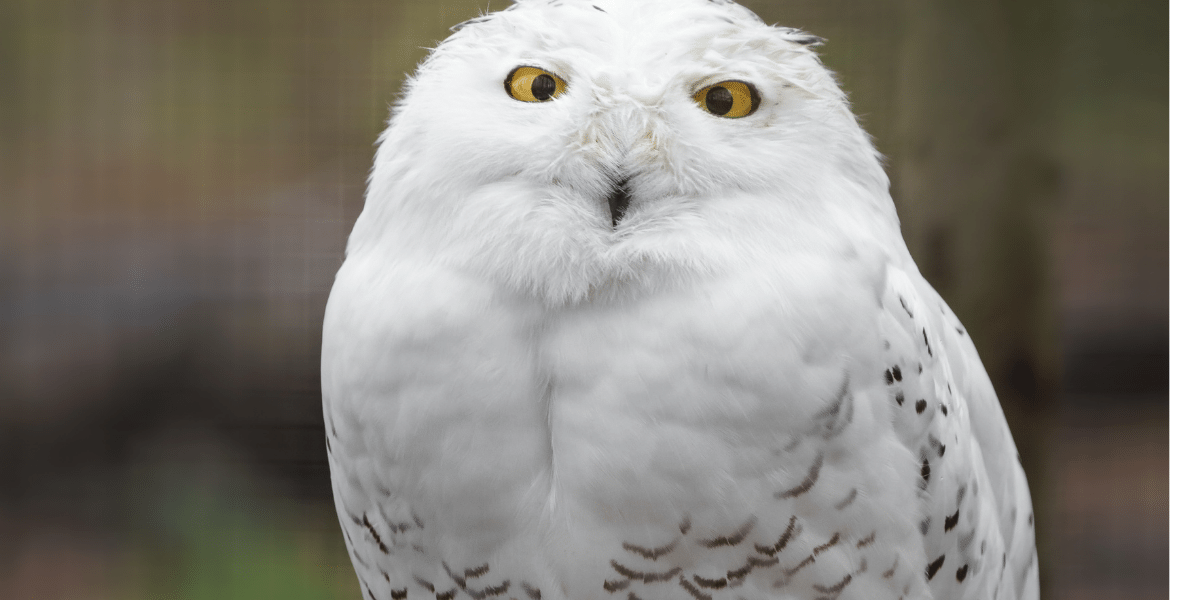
[0,0,1166,599]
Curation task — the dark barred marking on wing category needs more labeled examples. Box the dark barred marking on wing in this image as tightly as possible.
[834,488,858,510]
[725,553,779,584]
[677,576,711,600]
[414,577,435,593]
[788,554,815,575]
[692,574,727,589]
[603,579,630,593]
[813,573,852,595]
[815,375,854,438]
[747,555,779,568]
[609,561,682,583]
[882,556,898,578]
[698,516,757,548]
[623,539,678,560]
[462,581,510,599]
[444,563,466,588]
[926,555,946,580]
[929,434,946,457]
[754,516,798,556]
[776,453,824,498]
[945,509,960,532]
[523,580,542,600]
[813,532,840,555]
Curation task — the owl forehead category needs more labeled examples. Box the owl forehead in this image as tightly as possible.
[458,0,805,86]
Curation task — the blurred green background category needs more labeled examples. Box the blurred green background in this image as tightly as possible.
[0,0,1166,599]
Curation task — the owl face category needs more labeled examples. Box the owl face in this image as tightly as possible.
[352,0,896,305]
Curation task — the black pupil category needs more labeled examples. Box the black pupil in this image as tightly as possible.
[531,74,556,100]
[705,86,734,115]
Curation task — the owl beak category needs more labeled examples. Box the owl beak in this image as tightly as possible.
[606,178,631,228]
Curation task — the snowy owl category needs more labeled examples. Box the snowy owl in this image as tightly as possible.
[321,1,1040,600]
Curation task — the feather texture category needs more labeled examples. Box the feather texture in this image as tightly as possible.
[322,1,1038,599]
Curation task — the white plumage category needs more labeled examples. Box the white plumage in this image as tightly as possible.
[321,1,1040,599]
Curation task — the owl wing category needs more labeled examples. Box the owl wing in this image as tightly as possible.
[878,263,1040,600]
[322,253,562,600]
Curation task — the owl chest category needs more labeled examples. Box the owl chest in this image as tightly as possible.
[336,253,889,520]
[527,274,882,509]
[330,258,938,598]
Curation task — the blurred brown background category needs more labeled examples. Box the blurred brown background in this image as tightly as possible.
[0,0,1167,599]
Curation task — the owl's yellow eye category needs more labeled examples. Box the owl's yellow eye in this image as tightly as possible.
[693,81,760,118]
[505,66,568,102]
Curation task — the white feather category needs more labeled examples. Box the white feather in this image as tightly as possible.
[323,1,1038,599]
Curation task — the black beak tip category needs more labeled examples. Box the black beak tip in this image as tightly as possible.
[607,178,632,228]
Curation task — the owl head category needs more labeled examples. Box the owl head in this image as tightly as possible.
[349,0,901,306]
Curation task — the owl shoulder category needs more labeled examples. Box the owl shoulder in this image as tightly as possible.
[325,252,500,342]
[321,251,530,401]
